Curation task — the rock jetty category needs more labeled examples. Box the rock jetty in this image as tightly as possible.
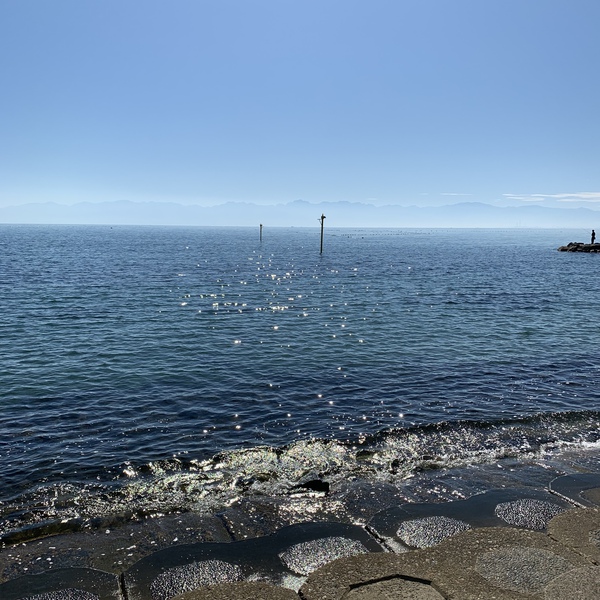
[558,242,600,252]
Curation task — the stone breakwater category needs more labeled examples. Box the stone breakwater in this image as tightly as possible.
[557,242,600,252]
[1,466,600,600]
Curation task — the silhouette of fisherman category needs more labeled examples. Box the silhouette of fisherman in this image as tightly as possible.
[592,229,596,244]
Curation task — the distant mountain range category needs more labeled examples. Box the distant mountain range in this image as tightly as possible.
[1,199,599,228]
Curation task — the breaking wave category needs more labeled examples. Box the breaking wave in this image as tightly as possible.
[2,410,599,545]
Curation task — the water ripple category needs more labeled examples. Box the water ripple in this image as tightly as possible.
[1,225,599,537]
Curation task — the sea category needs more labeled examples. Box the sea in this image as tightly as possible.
[1,224,599,545]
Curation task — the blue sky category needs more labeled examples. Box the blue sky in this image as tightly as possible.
[1,0,599,212]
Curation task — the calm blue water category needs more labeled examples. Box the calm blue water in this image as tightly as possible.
[1,225,599,539]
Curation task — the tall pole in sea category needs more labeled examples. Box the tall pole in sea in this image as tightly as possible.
[319,214,326,254]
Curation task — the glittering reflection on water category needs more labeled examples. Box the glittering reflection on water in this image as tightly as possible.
[2,226,600,541]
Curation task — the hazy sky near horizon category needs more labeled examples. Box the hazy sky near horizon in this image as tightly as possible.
[2,0,600,211]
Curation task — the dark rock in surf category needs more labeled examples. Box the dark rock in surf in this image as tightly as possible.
[293,479,330,494]
[557,242,600,252]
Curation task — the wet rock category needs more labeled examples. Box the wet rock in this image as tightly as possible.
[558,242,600,252]
[396,516,471,548]
[150,560,242,600]
[333,481,405,524]
[293,479,329,494]
[278,536,368,575]
[494,498,565,530]
[0,513,230,580]
[0,568,121,600]
[20,592,98,600]
[123,521,382,599]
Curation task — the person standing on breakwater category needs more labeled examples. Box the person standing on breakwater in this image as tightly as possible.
[592,230,596,244]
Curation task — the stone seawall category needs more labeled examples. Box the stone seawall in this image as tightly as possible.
[2,467,600,599]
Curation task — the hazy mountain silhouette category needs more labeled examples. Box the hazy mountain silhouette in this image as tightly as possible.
[1,199,598,228]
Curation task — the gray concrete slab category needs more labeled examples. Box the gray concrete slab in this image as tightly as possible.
[0,567,122,600]
[583,487,600,505]
[344,577,445,599]
[301,526,591,600]
[547,507,600,563]
[474,546,572,594]
[299,553,413,600]
[173,581,299,599]
[543,565,600,600]
[417,527,591,599]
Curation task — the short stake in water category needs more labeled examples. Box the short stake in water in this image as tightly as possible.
[260,223,263,242]
[319,213,326,253]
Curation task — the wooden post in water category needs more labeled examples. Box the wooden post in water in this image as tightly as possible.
[319,214,326,254]
[259,223,263,242]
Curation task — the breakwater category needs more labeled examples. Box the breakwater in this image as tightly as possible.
[558,242,600,252]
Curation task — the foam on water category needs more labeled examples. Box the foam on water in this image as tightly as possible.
[1,411,599,543]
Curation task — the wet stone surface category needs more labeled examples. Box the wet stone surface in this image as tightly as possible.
[21,592,98,600]
[150,560,242,600]
[396,516,471,548]
[330,481,407,524]
[278,537,368,576]
[367,487,571,551]
[0,567,122,600]
[494,498,566,530]
[217,479,401,542]
[0,513,231,581]
[583,487,600,505]
[3,463,600,599]
[549,473,600,507]
[123,522,382,600]
[436,460,567,494]
[218,492,351,541]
